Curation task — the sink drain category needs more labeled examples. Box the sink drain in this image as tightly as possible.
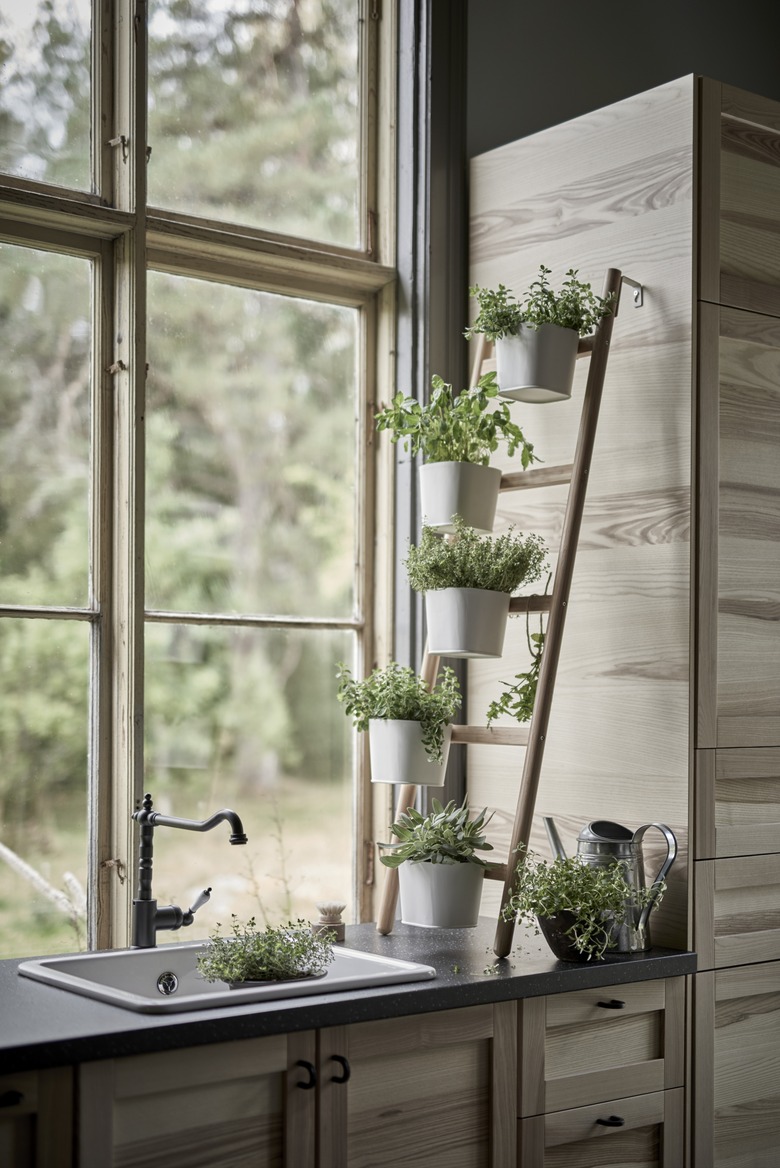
[156,971,179,996]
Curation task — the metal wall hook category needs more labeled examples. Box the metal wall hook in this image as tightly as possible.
[619,275,644,310]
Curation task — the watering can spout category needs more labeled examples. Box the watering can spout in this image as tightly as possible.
[543,816,568,861]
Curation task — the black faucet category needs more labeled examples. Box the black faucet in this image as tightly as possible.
[131,792,248,948]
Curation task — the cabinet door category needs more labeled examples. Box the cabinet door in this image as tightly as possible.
[519,979,685,1116]
[0,1068,73,1168]
[317,1001,516,1168]
[694,964,780,1168]
[79,1032,315,1168]
[521,1087,683,1168]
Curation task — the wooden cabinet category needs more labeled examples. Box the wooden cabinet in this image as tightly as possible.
[517,980,685,1167]
[77,1002,516,1168]
[79,1031,309,1167]
[694,963,780,1168]
[0,1067,73,1168]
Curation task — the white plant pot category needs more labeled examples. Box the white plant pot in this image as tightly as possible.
[398,860,484,928]
[418,461,501,534]
[496,322,579,403]
[368,719,452,786]
[425,587,510,658]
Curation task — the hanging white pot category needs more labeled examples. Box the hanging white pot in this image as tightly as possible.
[368,719,452,786]
[398,860,485,928]
[418,462,502,534]
[425,587,510,658]
[496,322,579,403]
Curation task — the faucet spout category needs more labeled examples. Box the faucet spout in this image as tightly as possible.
[137,803,248,845]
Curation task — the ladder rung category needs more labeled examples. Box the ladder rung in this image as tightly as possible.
[577,335,595,357]
[483,863,509,882]
[509,594,552,615]
[451,725,530,746]
[500,464,573,492]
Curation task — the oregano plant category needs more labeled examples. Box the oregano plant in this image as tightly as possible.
[375,371,537,468]
[405,514,547,595]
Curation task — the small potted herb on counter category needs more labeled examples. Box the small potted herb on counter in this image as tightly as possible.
[197,916,335,987]
[375,371,538,533]
[465,266,613,403]
[381,798,494,928]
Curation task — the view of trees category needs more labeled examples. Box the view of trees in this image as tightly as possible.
[0,0,365,956]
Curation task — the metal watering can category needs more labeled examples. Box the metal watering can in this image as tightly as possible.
[542,816,678,952]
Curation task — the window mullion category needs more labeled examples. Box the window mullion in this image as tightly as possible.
[106,0,149,947]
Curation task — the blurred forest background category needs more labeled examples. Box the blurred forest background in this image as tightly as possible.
[0,0,364,957]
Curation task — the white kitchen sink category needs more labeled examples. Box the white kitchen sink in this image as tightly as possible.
[18,941,436,1014]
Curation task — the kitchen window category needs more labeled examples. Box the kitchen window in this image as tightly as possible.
[0,0,396,957]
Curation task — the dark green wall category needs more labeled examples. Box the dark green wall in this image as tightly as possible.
[467,0,780,157]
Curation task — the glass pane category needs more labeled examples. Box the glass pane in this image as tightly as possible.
[0,0,91,189]
[0,244,92,608]
[148,0,360,247]
[146,273,357,619]
[0,619,89,958]
[143,624,354,936]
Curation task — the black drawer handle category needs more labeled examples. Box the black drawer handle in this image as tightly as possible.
[0,1090,24,1108]
[596,999,626,1009]
[295,1060,317,1090]
[329,1054,351,1084]
[596,1115,625,1127]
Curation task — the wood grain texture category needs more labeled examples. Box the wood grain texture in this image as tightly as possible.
[696,77,722,303]
[697,747,780,858]
[711,961,780,1167]
[694,301,720,748]
[470,80,693,943]
[491,1001,518,1168]
[696,853,780,969]
[716,308,780,746]
[692,971,715,1168]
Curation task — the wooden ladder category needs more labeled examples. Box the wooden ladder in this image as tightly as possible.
[376,268,625,957]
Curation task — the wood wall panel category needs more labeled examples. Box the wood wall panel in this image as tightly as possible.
[716,308,780,747]
[469,78,693,949]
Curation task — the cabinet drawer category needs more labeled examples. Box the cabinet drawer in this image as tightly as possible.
[519,978,684,1116]
[695,852,780,969]
[695,747,780,859]
[520,1086,684,1168]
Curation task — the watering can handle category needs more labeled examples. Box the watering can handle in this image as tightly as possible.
[632,823,677,929]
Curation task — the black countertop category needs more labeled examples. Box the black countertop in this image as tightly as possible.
[0,920,696,1075]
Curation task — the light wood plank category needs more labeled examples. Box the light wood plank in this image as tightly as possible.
[711,746,780,856]
[500,466,573,492]
[692,972,715,1168]
[491,1001,518,1168]
[518,996,546,1119]
[663,976,686,1090]
[451,724,529,746]
[694,749,717,860]
[694,301,720,748]
[696,76,722,303]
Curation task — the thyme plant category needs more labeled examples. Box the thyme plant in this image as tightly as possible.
[380,798,494,868]
[335,661,461,764]
[405,515,547,595]
[504,851,665,961]
[465,266,613,341]
[197,916,335,984]
[375,371,537,469]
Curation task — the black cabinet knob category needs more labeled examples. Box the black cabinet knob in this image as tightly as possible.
[0,1090,24,1108]
[329,1054,351,1084]
[294,1060,317,1090]
[596,1115,625,1127]
[596,998,626,1009]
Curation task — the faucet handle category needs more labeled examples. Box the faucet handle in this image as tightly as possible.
[188,887,212,915]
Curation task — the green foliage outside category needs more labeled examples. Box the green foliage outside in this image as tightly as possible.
[0,0,364,956]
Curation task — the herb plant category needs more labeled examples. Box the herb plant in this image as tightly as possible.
[375,371,537,469]
[465,266,613,341]
[504,851,665,961]
[486,582,549,725]
[197,916,335,984]
[405,514,547,595]
[336,660,461,764]
[380,798,494,869]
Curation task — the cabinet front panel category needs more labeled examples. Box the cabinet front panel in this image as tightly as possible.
[711,963,780,1167]
[696,746,780,858]
[696,853,780,968]
[344,1037,490,1168]
[716,307,780,748]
